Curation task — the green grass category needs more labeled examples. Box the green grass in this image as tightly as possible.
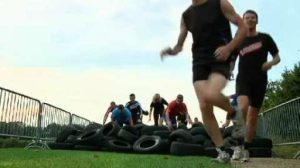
[0,148,232,168]
[273,145,300,159]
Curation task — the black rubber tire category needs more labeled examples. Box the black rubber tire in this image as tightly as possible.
[249,147,272,157]
[48,142,74,150]
[250,138,273,148]
[192,135,207,145]
[77,129,104,147]
[169,129,194,143]
[117,128,138,144]
[65,135,79,144]
[55,126,78,143]
[85,123,102,131]
[153,130,171,139]
[203,139,215,148]
[74,145,99,151]
[141,126,168,135]
[107,139,132,152]
[72,124,85,131]
[223,126,235,138]
[223,137,239,148]
[122,125,138,135]
[190,127,209,137]
[133,135,163,154]
[204,147,233,158]
[177,123,188,130]
[101,136,115,151]
[133,124,145,136]
[191,123,204,128]
[170,141,204,156]
[157,139,170,154]
[101,122,121,137]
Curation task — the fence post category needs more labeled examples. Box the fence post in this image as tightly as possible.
[37,102,43,142]
[261,113,267,138]
[69,114,72,126]
[25,101,49,149]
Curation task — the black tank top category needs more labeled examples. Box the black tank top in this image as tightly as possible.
[183,0,232,62]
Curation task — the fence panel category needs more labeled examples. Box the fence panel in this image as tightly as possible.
[257,97,300,145]
[0,87,41,139]
[40,103,71,141]
[71,114,90,128]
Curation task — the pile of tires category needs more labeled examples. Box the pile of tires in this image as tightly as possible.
[48,122,273,158]
[222,125,273,157]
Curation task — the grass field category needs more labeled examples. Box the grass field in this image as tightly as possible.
[273,145,300,159]
[0,148,232,168]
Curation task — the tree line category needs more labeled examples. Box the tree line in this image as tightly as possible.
[262,62,300,111]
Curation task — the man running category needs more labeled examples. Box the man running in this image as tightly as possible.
[125,93,144,125]
[230,10,281,162]
[103,101,117,125]
[165,94,192,130]
[111,104,133,127]
[160,0,247,163]
[149,93,169,126]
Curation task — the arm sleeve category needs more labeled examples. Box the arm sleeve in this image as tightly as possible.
[137,102,143,118]
[182,10,190,31]
[162,98,169,106]
[138,102,143,112]
[150,102,154,108]
[183,103,188,113]
[265,34,279,56]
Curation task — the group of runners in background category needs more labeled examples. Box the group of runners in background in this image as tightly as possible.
[102,93,196,130]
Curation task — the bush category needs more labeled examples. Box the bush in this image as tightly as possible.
[0,137,31,148]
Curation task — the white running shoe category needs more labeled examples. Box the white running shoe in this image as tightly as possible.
[213,150,231,164]
[231,146,242,160]
[241,149,250,162]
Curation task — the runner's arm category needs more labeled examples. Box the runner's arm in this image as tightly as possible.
[103,108,111,124]
[149,105,153,121]
[161,17,188,57]
[220,0,247,52]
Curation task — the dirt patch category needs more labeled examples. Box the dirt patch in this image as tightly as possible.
[231,158,300,168]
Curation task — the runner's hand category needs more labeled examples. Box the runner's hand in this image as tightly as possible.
[160,47,173,61]
[214,46,231,61]
[262,62,273,71]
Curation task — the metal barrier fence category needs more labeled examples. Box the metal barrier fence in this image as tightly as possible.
[0,87,41,139]
[257,97,300,145]
[40,103,72,141]
[71,114,90,128]
[0,86,95,146]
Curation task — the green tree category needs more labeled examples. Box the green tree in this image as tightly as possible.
[262,62,300,111]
